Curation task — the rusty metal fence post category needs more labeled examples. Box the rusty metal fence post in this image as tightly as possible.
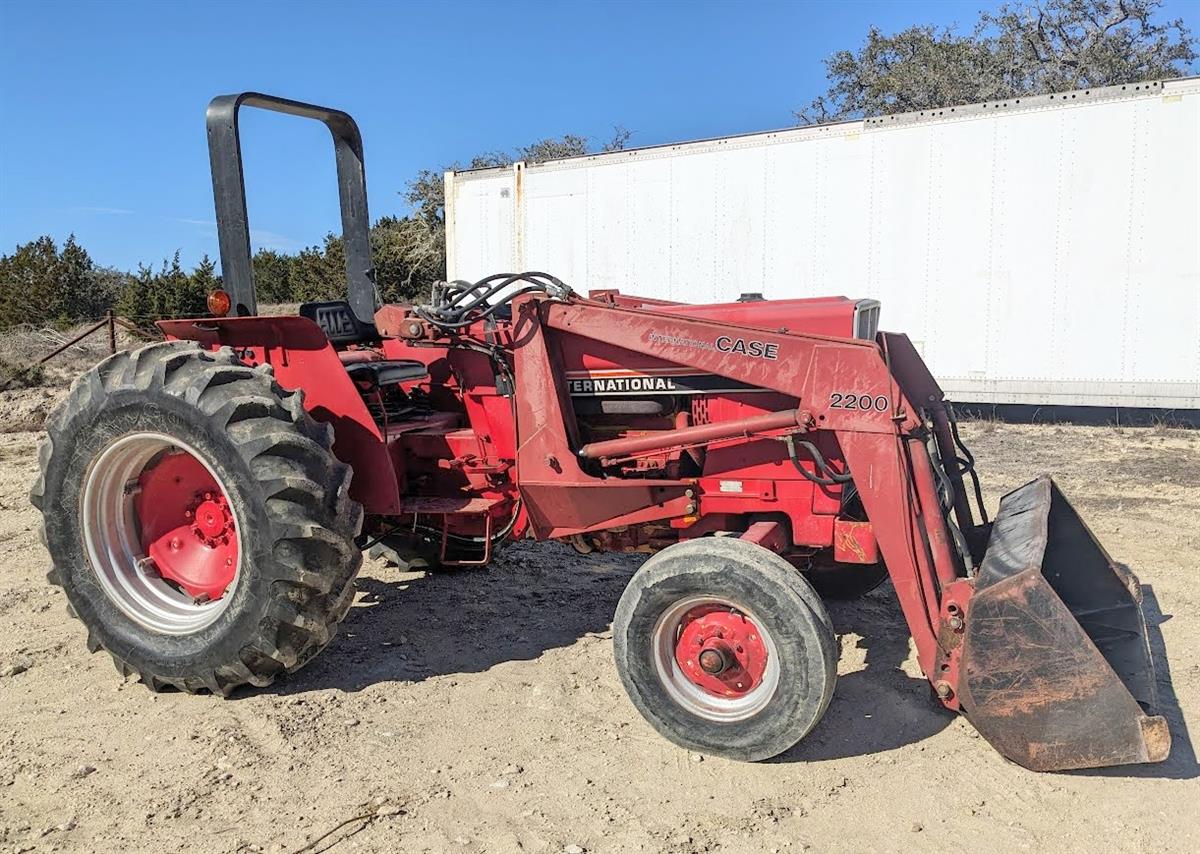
[0,314,152,391]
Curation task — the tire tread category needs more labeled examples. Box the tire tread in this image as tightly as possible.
[33,340,362,695]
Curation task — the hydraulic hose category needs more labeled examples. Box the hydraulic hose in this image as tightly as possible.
[924,427,976,576]
[417,272,573,331]
[948,407,989,524]
[782,435,852,486]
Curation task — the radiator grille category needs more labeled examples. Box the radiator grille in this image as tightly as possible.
[853,300,881,340]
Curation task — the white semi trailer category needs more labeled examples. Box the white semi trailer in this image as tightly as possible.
[445,77,1200,411]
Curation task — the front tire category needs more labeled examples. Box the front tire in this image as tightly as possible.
[613,537,837,762]
[31,341,363,695]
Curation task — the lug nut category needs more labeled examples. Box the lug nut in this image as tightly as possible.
[935,680,954,700]
[948,615,964,630]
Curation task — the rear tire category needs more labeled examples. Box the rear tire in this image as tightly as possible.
[31,341,363,695]
[613,537,837,762]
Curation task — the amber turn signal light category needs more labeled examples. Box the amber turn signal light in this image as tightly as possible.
[207,289,232,317]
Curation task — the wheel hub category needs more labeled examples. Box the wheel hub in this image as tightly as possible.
[698,645,733,675]
[80,432,243,635]
[674,606,769,697]
[135,451,239,602]
[191,495,235,546]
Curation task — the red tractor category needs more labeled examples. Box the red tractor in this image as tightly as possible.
[33,94,1169,771]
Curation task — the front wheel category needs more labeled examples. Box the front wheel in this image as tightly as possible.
[613,537,837,762]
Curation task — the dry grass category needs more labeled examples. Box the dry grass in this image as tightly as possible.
[259,302,300,316]
[0,321,147,432]
[0,321,146,389]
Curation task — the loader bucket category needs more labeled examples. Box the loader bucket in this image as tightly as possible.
[958,476,1170,771]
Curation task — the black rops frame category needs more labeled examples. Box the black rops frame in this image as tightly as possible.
[206,92,377,324]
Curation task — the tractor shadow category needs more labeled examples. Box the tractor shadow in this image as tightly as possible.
[1067,583,1197,781]
[258,541,635,695]
[771,582,955,764]
[252,544,957,763]
[244,550,1192,777]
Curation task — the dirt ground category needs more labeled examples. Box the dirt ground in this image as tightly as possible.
[0,409,1197,853]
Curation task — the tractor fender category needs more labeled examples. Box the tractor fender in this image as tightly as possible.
[158,315,401,515]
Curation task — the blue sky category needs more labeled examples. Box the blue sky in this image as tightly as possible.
[1,0,1196,272]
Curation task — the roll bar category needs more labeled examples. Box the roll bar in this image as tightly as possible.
[205,92,376,323]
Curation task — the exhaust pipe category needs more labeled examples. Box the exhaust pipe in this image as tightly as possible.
[958,476,1170,771]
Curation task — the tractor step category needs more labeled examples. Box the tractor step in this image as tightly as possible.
[400,496,501,566]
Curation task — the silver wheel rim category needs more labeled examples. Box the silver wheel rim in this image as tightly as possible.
[651,595,781,723]
[79,432,241,635]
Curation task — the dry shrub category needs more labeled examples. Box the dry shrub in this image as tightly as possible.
[0,321,143,387]
[0,320,147,432]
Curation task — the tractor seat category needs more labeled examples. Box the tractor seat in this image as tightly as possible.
[344,359,428,387]
[300,301,427,386]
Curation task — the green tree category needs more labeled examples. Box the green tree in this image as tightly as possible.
[115,263,157,332]
[252,249,295,304]
[0,234,120,329]
[290,235,346,303]
[0,236,62,328]
[188,255,219,311]
[371,215,445,304]
[795,0,1197,123]
[114,253,211,330]
[156,252,204,319]
[94,266,135,309]
[56,235,110,323]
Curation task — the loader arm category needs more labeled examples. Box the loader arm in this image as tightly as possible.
[500,294,1168,770]
[510,295,962,683]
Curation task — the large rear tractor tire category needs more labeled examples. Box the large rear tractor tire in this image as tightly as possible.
[30,341,363,695]
[613,537,837,762]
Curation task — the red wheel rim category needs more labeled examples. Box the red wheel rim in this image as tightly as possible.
[135,450,239,602]
[673,605,770,698]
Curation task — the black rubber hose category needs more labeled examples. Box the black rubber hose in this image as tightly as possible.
[415,285,557,329]
[783,435,852,486]
[948,407,989,524]
[443,272,569,318]
[927,433,955,514]
[917,431,976,576]
[418,272,574,331]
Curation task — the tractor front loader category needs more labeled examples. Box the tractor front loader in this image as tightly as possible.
[32,93,1170,772]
